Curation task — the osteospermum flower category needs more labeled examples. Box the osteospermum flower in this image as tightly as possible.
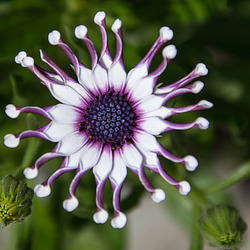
[4,11,212,229]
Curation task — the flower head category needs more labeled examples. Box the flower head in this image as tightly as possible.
[5,11,212,228]
[0,175,34,227]
[198,204,247,249]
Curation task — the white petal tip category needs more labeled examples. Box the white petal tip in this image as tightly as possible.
[5,104,20,118]
[196,63,208,76]
[198,100,214,109]
[151,189,166,203]
[23,167,38,179]
[63,196,79,212]
[111,19,122,32]
[178,181,191,195]
[160,26,174,41]
[48,30,61,45]
[184,155,198,171]
[34,184,51,197]
[93,210,109,224]
[191,81,204,94]
[94,11,106,24]
[21,56,34,68]
[111,212,127,229]
[15,51,27,64]
[74,25,88,39]
[4,134,20,148]
[162,45,177,59]
[196,117,210,130]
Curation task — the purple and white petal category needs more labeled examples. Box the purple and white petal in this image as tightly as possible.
[108,19,126,92]
[5,104,51,120]
[120,143,143,170]
[109,150,127,229]
[93,146,112,224]
[94,11,112,69]
[56,132,89,155]
[48,104,84,123]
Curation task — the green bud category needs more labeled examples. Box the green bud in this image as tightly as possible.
[0,175,34,227]
[198,204,247,249]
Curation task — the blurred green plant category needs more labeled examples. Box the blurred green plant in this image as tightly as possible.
[198,204,247,249]
[0,175,33,227]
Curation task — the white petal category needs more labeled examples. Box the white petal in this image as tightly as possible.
[138,117,167,135]
[111,212,127,229]
[34,184,51,197]
[4,134,20,148]
[50,83,85,107]
[80,142,103,170]
[66,146,87,168]
[195,63,208,76]
[48,104,82,123]
[63,196,79,212]
[79,66,98,94]
[93,147,112,181]
[179,181,191,195]
[196,117,210,130]
[151,189,165,203]
[48,30,61,45]
[23,167,38,179]
[93,209,109,224]
[162,45,177,59]
[109,62,126,91]
[56,132,87,155]
[15,51,27,64]
[110,151,127,185]
[126,64,148,91]
[66,81,91,101]
[136,145,159,168]
[184,155,198,171]
[120,144,142,170]
[128,77,154,102]
[134,131,160,152]
[135,95,164,113]
[142,106,171,119]
[44,122,76,142]
[5,104,20,118]
[92,64,108,93]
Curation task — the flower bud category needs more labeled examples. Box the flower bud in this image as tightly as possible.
[0,175,34,227]
[198,204,247,249]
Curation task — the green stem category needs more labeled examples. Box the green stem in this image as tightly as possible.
[203,161,250,194]
[189,203,203,250]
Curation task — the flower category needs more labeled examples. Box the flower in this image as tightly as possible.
[0,175,34,227]
[4,11,212,229]
[198,204,247,249]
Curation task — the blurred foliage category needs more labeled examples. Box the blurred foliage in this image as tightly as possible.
[0,0,250,249]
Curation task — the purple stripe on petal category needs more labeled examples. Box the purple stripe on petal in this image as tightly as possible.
[164,100,214,118]
[21,56,61,88]
[40,49,76,84]
[5,104,52,120]
[137,165,156,194]
[94,11,112,69]
[156,63,208,94]
[31,151,62,172]
[45,159,75,187]
[14,123,51,141]
[68,167,90,197]
[74,25,98,69]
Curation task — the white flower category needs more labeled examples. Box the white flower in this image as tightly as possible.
[5,11,212,229]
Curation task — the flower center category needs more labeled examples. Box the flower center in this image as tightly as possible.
[79,92,136,149]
